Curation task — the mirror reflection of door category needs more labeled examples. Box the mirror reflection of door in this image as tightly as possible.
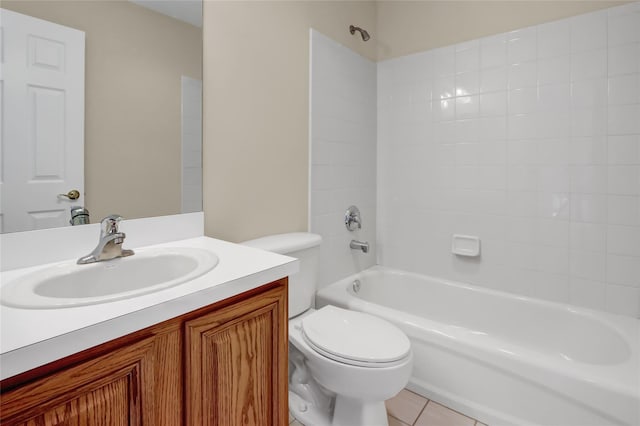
[0,9,85,233]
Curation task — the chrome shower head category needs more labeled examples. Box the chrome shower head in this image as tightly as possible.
[349,25,370,42]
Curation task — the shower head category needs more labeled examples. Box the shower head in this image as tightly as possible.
[349,25,370,42]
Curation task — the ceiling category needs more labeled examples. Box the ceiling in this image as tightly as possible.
[129,0,202,27]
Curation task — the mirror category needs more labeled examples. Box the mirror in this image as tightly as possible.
[0,0,202,233]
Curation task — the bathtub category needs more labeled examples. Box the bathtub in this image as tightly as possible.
[316,266,640,426]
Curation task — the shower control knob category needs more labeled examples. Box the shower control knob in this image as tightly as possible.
[345,205,362,231]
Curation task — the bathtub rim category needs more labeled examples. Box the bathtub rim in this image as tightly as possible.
[339,266,638,334]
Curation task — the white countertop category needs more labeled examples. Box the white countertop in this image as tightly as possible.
[0,235,298,380]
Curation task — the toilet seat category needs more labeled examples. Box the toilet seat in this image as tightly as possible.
[301,305,411,368]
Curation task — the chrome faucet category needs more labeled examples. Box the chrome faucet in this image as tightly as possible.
[350,240,369,253]
[345,206,362,231]
[77,215,134,264]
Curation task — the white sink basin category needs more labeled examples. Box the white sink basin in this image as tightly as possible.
[1,247,219,309]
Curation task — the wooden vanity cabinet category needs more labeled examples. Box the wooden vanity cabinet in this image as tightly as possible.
[0,329,182,425]
[0,279,288,426]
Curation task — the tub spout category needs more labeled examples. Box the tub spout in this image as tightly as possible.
[350,240,369,253]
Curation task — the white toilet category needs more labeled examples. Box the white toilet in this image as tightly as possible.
[242,233,412,426]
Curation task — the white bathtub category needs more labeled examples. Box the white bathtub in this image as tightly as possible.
[316,266,640,426]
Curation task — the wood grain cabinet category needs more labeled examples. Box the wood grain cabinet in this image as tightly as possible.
[0,279,288,426]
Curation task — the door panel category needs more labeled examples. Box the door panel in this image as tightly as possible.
[185,286,288,426]
[0,337,156,425]
[0,8,84,233]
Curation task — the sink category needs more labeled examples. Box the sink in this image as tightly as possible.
[1,247,219,309]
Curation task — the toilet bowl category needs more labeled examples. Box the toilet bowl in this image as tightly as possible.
[241,233,412,426]
[289,306,413,426]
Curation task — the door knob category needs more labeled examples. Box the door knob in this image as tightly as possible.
[58,189,80,200]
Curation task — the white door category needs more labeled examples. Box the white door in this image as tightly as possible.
[0,8,85,233]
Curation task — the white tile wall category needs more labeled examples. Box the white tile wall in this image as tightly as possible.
[181,76,203,214]
[309,30,377,289]
[377,2,640,317]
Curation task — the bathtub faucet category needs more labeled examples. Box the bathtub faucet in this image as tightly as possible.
[350,240,369,253]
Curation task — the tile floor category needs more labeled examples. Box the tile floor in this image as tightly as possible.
[288,388,487,426]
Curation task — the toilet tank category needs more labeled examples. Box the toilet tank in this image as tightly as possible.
[241,233,322,318]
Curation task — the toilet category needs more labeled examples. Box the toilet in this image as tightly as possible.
[242,233,412,426]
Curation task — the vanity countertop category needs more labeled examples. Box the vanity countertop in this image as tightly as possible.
[0,235,298,381]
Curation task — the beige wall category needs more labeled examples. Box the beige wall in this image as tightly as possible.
[203,0,631,243]
[377,1,630,61]
[202,1,376,242]
[3,0,202,222]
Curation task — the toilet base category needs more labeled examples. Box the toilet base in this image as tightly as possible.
[289,392,389,426]
[332,396,388,426]
[289,390,331,426]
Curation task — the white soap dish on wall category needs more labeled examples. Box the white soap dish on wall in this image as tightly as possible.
[451,234,480,257]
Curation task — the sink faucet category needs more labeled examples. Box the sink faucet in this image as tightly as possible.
[77,215,134,264]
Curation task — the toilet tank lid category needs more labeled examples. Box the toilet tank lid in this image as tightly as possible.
[241,232,322,254]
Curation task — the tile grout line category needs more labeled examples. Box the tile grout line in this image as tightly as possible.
[603,7,610,314]
[411,399,431,426]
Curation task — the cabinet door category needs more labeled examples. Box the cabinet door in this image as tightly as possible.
[185,283,288,426]
[1,337,156,426]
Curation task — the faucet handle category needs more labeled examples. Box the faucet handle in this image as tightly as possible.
[345,206,362,231]
[100,214,123,235]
